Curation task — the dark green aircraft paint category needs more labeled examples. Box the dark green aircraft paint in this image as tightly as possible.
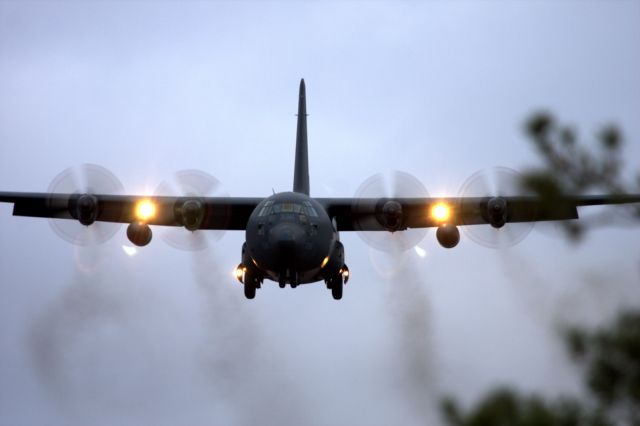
[293,79,310,195]
[243,79,347,300]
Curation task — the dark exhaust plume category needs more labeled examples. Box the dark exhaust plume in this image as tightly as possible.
[382,251,441,425]
[190,248,309,426]
[28,247,183,425]
[27,245,308,426]
[498,249,640,395]
[500,250,639,330]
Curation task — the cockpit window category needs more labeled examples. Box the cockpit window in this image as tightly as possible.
[275,203,303,213]
[258,201,313,217]
[257,201,275,217]
[302,201,319,217]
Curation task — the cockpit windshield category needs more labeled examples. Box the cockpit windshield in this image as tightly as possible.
[257,200,319,217]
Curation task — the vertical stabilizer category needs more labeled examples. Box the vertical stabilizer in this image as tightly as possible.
[293,79,310,195]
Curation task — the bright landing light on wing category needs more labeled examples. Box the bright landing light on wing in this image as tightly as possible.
[414,245,427,258]
[135,199,156,222]
[431,202,450,223]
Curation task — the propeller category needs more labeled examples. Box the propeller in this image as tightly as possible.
[457,167,535,248]
[154,169,227,251]
[47,164,124,246]
[353,171,429,252]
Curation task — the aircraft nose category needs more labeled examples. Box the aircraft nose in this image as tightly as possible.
[270,223,305,253]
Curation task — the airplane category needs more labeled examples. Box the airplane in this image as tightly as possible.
[1,79,640,301]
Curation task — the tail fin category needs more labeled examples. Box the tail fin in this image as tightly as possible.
[293,79,310,195]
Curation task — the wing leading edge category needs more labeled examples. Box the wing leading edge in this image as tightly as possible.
[318,194,640,232]
[0,192,262,231]
[1,192,639,233]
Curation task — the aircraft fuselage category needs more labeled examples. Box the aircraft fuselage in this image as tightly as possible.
[244,192,343,286]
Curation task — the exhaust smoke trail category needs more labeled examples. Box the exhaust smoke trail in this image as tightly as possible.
[499,249,640,394]
[190,247,309,426]
[500,250,640,330]
[27,244,309,426]
[380,250,441,426]
[28,248,195,425]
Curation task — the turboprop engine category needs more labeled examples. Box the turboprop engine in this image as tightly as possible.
[381,200,403,231]
[179,199,205,231]
[486,197,507,228]
[74,194,98,226]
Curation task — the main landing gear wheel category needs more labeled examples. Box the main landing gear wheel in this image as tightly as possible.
[243,271,257,300]
[244,284,256,300]
[330,275,343,300]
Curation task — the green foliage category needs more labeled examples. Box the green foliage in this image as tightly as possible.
[441,389,591,426]
[440,115,640,425]
[441,311,640,426]
[523,113,625,192]
[520,113,640,240]
[572,312,640,423]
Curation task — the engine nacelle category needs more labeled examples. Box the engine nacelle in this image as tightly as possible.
[436,224,460,248]
[180,199,205,231]
[486,197,507,228]
[127,222,152,247]
[381,200,403,231]
[75,194,98,226]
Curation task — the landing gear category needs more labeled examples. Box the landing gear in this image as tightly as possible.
[243,270,257,299]
[327,274,343,300]
[240,243,262,300]
[325,262,349,300]
[236,262,261,300]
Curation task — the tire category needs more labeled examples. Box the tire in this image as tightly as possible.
[244,282,256,299]
[331,275,343,300]
[244,273,256,299]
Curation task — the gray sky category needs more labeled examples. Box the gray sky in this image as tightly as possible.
[1,1,639,425]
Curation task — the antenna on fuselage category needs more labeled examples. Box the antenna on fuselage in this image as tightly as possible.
[293,79,310,195]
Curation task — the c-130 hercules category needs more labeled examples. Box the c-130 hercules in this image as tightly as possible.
[1,80,639,300]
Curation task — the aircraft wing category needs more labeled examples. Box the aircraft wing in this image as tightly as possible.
[2,192,639,233]
[0,192,262,230]
[317,194,640,231]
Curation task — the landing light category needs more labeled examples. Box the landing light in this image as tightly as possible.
[135,199,156,222]
[431,202,450,223]
[339,265,350,284]
[321,256,330,268]
[234,264,246,283]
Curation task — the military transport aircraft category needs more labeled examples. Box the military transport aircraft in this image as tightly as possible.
[1,79,639,300]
